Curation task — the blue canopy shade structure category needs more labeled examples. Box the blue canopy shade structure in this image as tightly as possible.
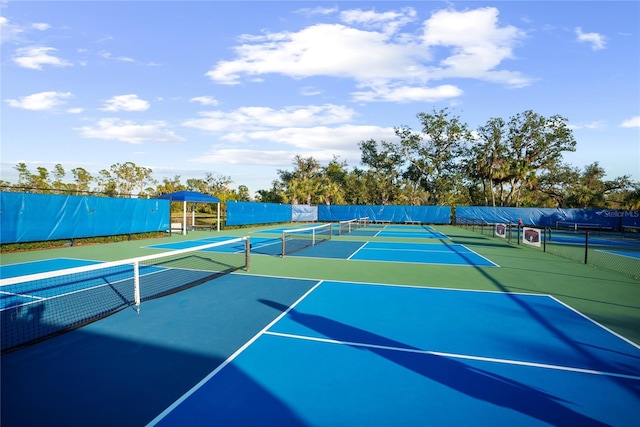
[158,191,220,204]
[158,191,221,233]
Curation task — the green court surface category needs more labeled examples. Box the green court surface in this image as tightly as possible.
[1,224,639,426]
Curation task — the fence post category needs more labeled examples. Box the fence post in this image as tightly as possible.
[584,231,589,264]
[245,237,251,271]
[133,260,141,313]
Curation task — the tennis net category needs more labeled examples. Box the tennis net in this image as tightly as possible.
[555,221,612,233]
[338,219,358,235]
[281,223,332,256]
[0,237,250,353]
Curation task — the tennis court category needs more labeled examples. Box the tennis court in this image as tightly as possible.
[1,224,639,426]
[145,234,497,267]
[256,222,449,239]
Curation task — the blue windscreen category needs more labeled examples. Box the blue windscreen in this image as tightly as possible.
[225,201,292,225]
[1,192,170,244]
[455,206,630,228]
[319,205,451,224]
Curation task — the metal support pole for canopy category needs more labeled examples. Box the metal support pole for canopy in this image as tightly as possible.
[182,200,187,235]
[217,202,221,232]
[169,196,173,236]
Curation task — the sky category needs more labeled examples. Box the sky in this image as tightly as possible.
[1,0,639,197]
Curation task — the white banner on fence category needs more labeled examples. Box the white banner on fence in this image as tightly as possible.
[522,227,541,247]
[292,204,318,222]
[494,223,507,238]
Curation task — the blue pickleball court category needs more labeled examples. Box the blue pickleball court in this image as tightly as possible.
[149,281,640,426]
[147,238,498,267]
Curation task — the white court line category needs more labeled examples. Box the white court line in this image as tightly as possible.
[458,243,500,267]
[146,279,326,427]
[264,331,640,381]
[0,290,45,302]
[347,241,370,260]
[361,247,471,254]
[549,295,640,351]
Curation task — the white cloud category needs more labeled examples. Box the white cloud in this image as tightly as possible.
[352,84,463,103]
[0,16,23,43]
[300,86,323,96]
[192,124,394,167]
[340,7,417,35]
[12,46,72,70]
[621,116,640,128]
[184,103,397,167]
[568,120,606,130]
[222,124,394,151]
[96,35,115,43]
[98,50,159,66]
[76,118,185,144]
[5,91,72,110]
[295,6,339,18]
[31,23,50,31]
[205,6,530,99]
[101,94,150,112]
[183,104,357,132]
[191,149,297,167]
[422,8,528,85]
[67,107,84,114]
[189,96,219,106]
[207,23,418,85]
[99,50,135,63]
[575,27,606,50]
[1,17,50,44]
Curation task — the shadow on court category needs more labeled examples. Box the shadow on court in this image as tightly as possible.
[260,299,610,427]
[439,240,640,397]
[1,328,307,427]
[2,329,224,426]
[1,275,319,427]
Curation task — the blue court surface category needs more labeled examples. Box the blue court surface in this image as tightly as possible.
[348,241,497,266]
[371,224,449,239]
[0,257,100,279]
[149,281,640,426]
[147,237,497,267]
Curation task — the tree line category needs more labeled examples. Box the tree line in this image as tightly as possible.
[261,109,637,209]
[2,108,638,209]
